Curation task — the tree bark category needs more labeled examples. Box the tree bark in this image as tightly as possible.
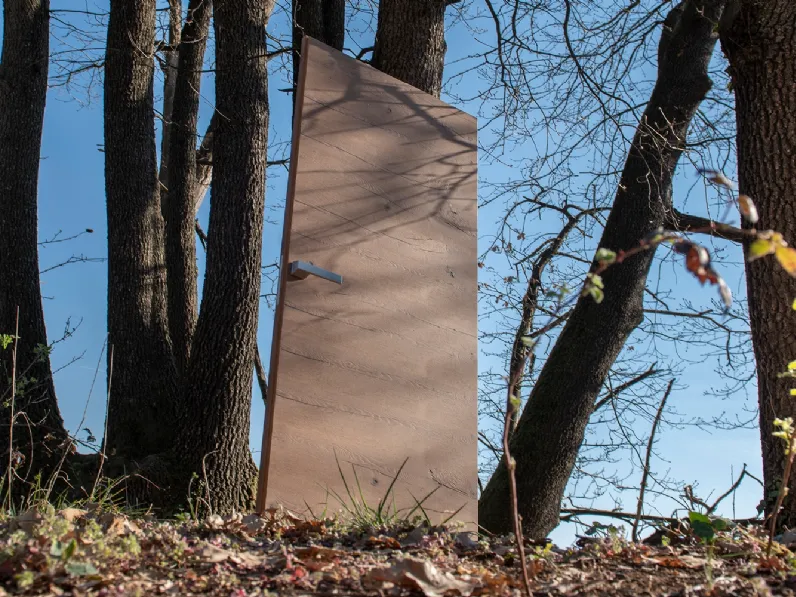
[291,0,344,104]
[372,0,447,98]
[192,112,217,217]
[478,0,726,539]
[164,0,212,374]
[0,0,70,497]
[321,0,345,51]
[721,0,796,528]
[104,0,178,460]
[173,0,274,514]
[157,0,181,196]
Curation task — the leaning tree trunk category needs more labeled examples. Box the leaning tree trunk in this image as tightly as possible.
[478,0,727,539]
[104,0,178,460]
[0,0,71,499]
[371,0,447,98]
[163,0,212,375]
[172,0,274,515]
[721,0,796,529]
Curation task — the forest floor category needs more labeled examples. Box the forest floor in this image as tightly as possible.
[0,505,794,596]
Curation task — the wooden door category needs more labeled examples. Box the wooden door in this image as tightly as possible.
[257,37,478,528]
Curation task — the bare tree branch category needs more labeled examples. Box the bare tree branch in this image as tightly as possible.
[633,379,674,541]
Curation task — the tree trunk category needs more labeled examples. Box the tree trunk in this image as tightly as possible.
[291,0,344,106]
[372,0,447,98]
[0,0,71,498]
[104,0,178,460]
[164,0,212,374]
[173,0,274,514]
[478,0,726,539]
[158,0,181,197]
[721,0,796,528]
[321,0,345,51]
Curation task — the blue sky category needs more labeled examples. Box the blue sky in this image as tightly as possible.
[3,0,769,544]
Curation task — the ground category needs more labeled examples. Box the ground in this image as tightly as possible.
[0,505,794,596]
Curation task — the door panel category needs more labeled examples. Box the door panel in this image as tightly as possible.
[257,37,478,527]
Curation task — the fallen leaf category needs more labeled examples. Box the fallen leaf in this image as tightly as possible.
[99,513,141,537]
[758,555,789,571]
[196,542,262,568]
[366,557,476,597]
[714,539,746,554]
[282,508,304,524]
[197,543,231,564]
[653,554,719,569]
[11,509,43,534]
[241,513,269,535]
[367,535,401,549]
[454,532,480,552]
[58,508,88,523]
[205,514,224,529]
[774,528,796,546]
[295,545,346,562]
[64,561,99,577]
[401,526,429,546]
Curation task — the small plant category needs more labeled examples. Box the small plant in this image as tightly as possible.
[767,414,796,556]
[0,334,18,351]
[3,310,20,512]
[322,452,464,533]
[185,472,203,521]
[688,511,730,591]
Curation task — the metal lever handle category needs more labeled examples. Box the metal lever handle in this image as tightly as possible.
[288,260,343,285]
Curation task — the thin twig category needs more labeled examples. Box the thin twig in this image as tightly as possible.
[504,370,533,596]
[201,449,218,517]
[478,430,502,461]
[7,307,19,511]
[72,337,108,449]
[560,507,762,527]
[560,507,680,526]
[92,344,113,499]
[592,364,660,412]
[709,464,750,514]
[684,484,712,512]
[633,379,674,541]
[767,434,796,557]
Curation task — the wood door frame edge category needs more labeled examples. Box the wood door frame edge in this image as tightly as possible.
[255,35,314,514]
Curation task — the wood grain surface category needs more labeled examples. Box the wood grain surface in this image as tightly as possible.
[257,37,478,528]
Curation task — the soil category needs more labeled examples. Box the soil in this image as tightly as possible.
[0,506,793,596]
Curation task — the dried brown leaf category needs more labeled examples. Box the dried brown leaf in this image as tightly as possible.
[10,509,43,534]
[367,535,402,550]
[196,542,262,568]
[58,508,88,523]
[98,513,141,537]
[295,545,346,562]
[366,557,476,597]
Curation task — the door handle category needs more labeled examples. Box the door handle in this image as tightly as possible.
[288,260,343,285]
